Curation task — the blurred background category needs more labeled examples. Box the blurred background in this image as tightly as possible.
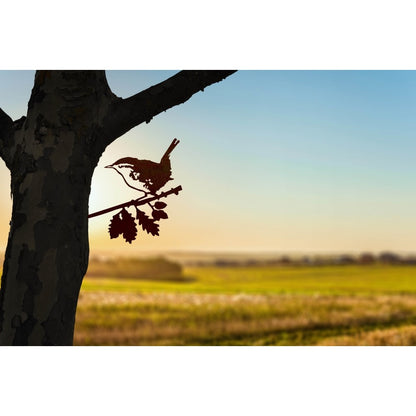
[2,70,416,345]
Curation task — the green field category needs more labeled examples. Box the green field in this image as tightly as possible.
[74,265,416,345]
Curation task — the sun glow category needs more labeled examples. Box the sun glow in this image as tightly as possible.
[2,70,416,254]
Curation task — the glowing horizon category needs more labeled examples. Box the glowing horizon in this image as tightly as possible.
[1,70,416,254]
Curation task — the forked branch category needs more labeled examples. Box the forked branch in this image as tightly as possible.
[0,107,14,168]
[0,108,13,140]
[102,70,236,145]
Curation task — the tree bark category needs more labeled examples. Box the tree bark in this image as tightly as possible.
[0,69,236,345]
[0,71,111,345]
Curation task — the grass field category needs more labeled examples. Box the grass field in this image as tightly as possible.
[74,265,416,345]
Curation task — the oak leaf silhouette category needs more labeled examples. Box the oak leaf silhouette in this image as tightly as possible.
[154,201,167,209]
[152,209,168,221]
[109,212,124,239]
[108,208,138,243]
[135,207,160,236]
[120,208,138,243]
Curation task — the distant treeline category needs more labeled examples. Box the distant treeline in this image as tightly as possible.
[188,252,416,268]
[87,256,185,281]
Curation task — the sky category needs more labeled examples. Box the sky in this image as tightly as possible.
[1,70,416,254]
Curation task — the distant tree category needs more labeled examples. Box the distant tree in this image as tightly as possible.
[378,252,401,264]
[280,256,292,265]
[358,252,376,265]
[334,254,355,265]
[0,70,235,345]
[402,256,416,265]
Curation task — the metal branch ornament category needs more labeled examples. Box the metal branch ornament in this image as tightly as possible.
[88,138,183,244]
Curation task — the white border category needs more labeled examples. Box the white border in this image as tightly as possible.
[0,347,414,415]
[1,1,415,414]
[1,0,416,69]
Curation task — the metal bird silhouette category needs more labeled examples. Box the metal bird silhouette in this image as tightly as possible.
[105,138,180,195]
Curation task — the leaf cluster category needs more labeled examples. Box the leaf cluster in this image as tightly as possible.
[108,202,169,243]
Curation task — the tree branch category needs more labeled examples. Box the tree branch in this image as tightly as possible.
[101,70,236,146]
[0,107,13,140]
[0,107,14,168]
[88,185,182,218]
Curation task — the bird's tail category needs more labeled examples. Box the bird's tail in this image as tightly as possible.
[161,138,180,161]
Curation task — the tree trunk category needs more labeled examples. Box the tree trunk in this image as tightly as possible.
[0,70,236,345]
[0,71,109,345]
[0,161,93,345]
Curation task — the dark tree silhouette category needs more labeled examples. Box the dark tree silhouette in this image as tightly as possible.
[0,70,236,345]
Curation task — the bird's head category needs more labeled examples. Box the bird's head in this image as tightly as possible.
[105,158,137,176]
[105,157,146,193]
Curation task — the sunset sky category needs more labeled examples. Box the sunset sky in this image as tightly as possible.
[1,70,416,254]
